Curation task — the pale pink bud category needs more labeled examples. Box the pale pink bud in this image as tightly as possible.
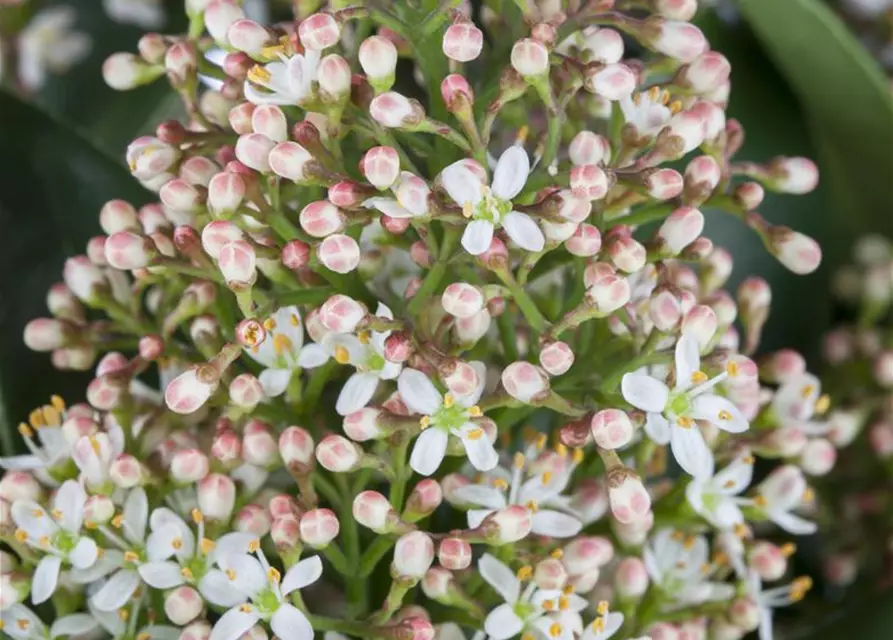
[243,420,278,467]
[691,100,726,140]
[393,531,435,579]
[615,556,649,598]
[539,341,574,376]
[652,20,707,62]
[511,38,549,76]
[658,206,704,253]
[84,495,115,525]
[137,33,167,64]
[105,231,154,270]
[439,362,478,398]
[370,92,421,128]
[282,239,311,269]
[667,110,706,154]
[300,201,346,238]
[419,566,451,599]
[300,509,339,548]
[165,368,218,414]
[486,505,532,543]
[441,74,474,109]
[279,426,315,468]
[201,220,244,260]
[207,172,246,214]
[771,157,819,194]
[443,23,484,62]
[680,51,731,93]
[728,597,760,632]
[733,182,764,211]
[581,26,624,63]
[108,454,144,488]
[361,146,400,189]
[219,240,257,287]
[180,156,218,187]
[654,0,697,19]
[170,449,210,483]
[270,515,300,549]
[235,133,275,173]
[533,558,567,590]
[318,54,352,99]
[682,305,718,346]
[127,136,178,182]
[160,178,203,213]
[685,156,721,193]
[228,102,256,135]
[64,255,106,301]
[235,504,271,536]
[570,164,609,200]
[0,472,42,504]
[164,586,203,626]
[441,283,484,319]
[269,141,313,182]
[586,63,636,100]
[749,541,788,581]
[588,274,631,313]
[384,333,413,363]
[206,0,244,42]
[99,200,138,235]
[139,203,169,233]
[557,190,592,223]
[86,374,127,410]
[591,409,634,449]
[772,230,821,275]
[650,289,682,331]
[397,617,435,640]
[164,42,197,82]
[319,295,366,333]
[646,168,684,200]
[318,234,361,274]
[607,235,646,272]
[569,131,610,166]
[250,104,288,142]
[502,361,549,402]
[438,538,472,570]
[406,479,443,518]
[646,624,680,640]
[353,490,396,533]
[316,434,362,472]
[24,318,69,351]
[359,35,398,82]
[228,19,271,55]
[197,473,236,520]
[799,438,836,476]
[269,495,300,521]
[86,237,108,267]
[565,224,602,258]
[608,472,651,524]
[343,408,385,442]
[299,13,341,50]
[827,410,861,448]
[563,536,614,574]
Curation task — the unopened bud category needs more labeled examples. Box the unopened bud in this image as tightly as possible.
[300,509,340,548]
[393,531,435,580]
[197,473,236,520]
[438,538,472,570]
[591,409,634,450]
[170,449,210,483]
[443,23,483,62]
[501,361,550,402]
[316,434,363,472]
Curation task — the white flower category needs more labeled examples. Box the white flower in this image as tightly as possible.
[245,306,318,397]
[452,445,582,537]
[621,334,748,479]
[0,423,73,480]
[208,553,322,640]
[72,429,125,491]
[771,373,828,434]
[326,303,403,415]
[103,0,166,28]
[18,7,91,91]
[581,611,625,640]
[0,604,99,640]
[685,450,754,529]
[754,465,817,535]
[245,49,320,106]
[644,529,735,606]
[86,588,179,640]
[10,481,98,605]
[478,553,587,640]
[619,92,672,137]
[138,508,256,605]
[442,147,545,255]
[398,365,498,476]
[364,172,430,220]
[745,571,813,640]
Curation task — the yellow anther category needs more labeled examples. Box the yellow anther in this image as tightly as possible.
[513,452,526,469]
[443,394,455,408]
[51,395,65,412]
[261,44,286,59]
[525,500,539,512]
[248,539,260,553]
[753,495,768,507]
[29,409,45,428]
[551,549,564,560]
[0,620,4,630]
[171,537,183,550]
[572,448,584,464]
[535,433,547,450]
[548,623,562,638]
[200,538,216,554]
[31,509,44,518]
[802,487,815,503]
[18,423,33,438]
[668,100,683,114]
[85,520,98,530]
[733,523,749,539]
[555,443,568,458]
[815,394,830,415]
[671,531,685,541]
[333,346,351,364]
[718,410,733,421]
[522,634,535,640]
[38,535,51,547]
[800,384,815,399]
[273,333,294,355]
[726,361,740,377]
[89,436,101,455]
[541,471,553,485]
[468,405,482,417]
[744,455,755,464]
[516,565,533,581]
[793,576,813,591]
[596,600,609,615]
[462,201,474,218]
[41,406,61,426]
[248,65,272,83]
[239,603,254,613]
[268,567,281,583]
[780,542,797,557]
[192,509,204,524]
[542,599,555,611]
[517,126,529,144]
[14,529,27,543]
[17,619,30,630]
[419,416,430,430]
[648,86,661,101]
[561,584,574,595]
[591,618,605,632]
[675,560,687,569]
[684,535,696,550]
[263,318,277,331]
[676,416,694,428]
[124,551,140,564]
[181,567,194,579]
[492,478,509,490]
[690,371,708,384]
[51,508,63,520]
[118,609,129,621]
[358,331,372,345]
[112,514,124,528]
[466,428,484,440]
[226,569,238,581]
[713,551,728,566]
[558,596,569,611]
[96,548,105,558]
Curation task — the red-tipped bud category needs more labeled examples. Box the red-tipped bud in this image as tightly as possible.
[591,409,634,449]
[300,509,339,548]
[359,35,398,88]
[438,538,472,570]
[300,201,346,238]
[318,54,352,99]
[511,38,549,76]
[608,472,651,524]
[771,229,821,275]
[319,295,366,333]
[318,234,361,274]
[393,531,435,579]
[218,240,257,287]
[770,157,819,194]
[316,434,363,472]
[443,23,483,62]
[570,131,610,166]
[570,164,609,200]
[501,361,549,402]
[299,13,341,50]
[170,449,210,483]
[165,586,203,625]
[646,168,684,200]
[279,426,315,468]
[197,473,236,520]
[586,63,636,101]
[405,479,443,519]
[650,19,707,62]
[361,146,401,190]
[441,283,484,319]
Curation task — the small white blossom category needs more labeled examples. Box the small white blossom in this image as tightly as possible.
[0,604,99,640]
[103,0,166,28]
[745,570,813,640]
[619,92,672,137]
[644,529,735,606]
[18,7,91,91]
[245,49,320,106]
[685,450,754,529]
[244,306,318,397]
[754,465,817,535]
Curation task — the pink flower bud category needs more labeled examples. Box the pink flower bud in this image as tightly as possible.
[570,164,609,201]
[282,239,311,269]
[586,63,636,100]
[771,157,819,194]
[271,515,300,549]
[563,536,614,580]
[370,92,422,128]
[530,558,566,591]
[539,341,574,376]
[86,374,127,410]
[421,567,453,600]
[164,586,203,626]
[443,23,483,62]
[682,305,718,346]
[486,505,532,543]
[607,235,646,272]
[587,273,631,313]
[86,237,108,267]
[406,479,443,518]
[109,454,144,488]
[300,201,346,238]
[279,426,315,469]
[708,290,738,326]
[206,0,244,42]
[319,295,366,333]
[692,100,726,140]
[772,229,821,275]
[180,156,218,187]
[359,35,398,84]
[268,141,313,182]
[646,168,684,200]
[165,367,218,414]
[569,131,610,166]
[749,541,788,581]
[728,597,760,632]
[318,54,352,99]
[197,473,236,520]
[667,110,706,154]
[441,73,474,108]
[396,616,435,640]
[511,38,549,76]
[685,155,721,193]
[502,361,550,402]
[164,42,197,81]
[651,20,707,62]
[235,504,271,536]
[614,556,649,598]
[0,472,42,503]
[316,434,363,472]
[438,538,472,570]
[250,104,288,142]
[235,133,275,173]
[361,146,400,190]
[127,136,179,182]
[99,200,139,236]
[299,13,341,50]
[243,420,278,467]
[24,318,69,351]
[300,508,339,548]
[105,231,154,270]
[658,206,704,254]
[160,179,203,213]
[318,234,361,274]
[64,255,106,301]
[827,410,861,448]
[654,0,697,19]
[385,333,413,363]
[799,438,836,476]
[138,33,167,64]
[207,172,246,214]
[393,531,435,579]
[227,18,271,55]
[219,240,257,287]
[680,51,731,93]
[555,190,592,223]
[353,490,396,533]
[269,495,300,521]
[441,283,484,319]
[649,289,682,331]
[608,472,651,524]
[343,408,385,442]
[229,102,256,135]
[591,409,634,450]
[84,494,115,526]
[201,220,244,260]
[170,449,210,483]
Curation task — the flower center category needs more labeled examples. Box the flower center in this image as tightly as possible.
[180,556,207,583]
[469,187,511,225]
[514,601,536,620]
[253,588,281,616]
[429,395,471,431]
[53,529,78,555]
[364,352,386,373]
[669,392,692,418]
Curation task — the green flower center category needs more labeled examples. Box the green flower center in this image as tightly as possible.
[182,556,207,583]
[53,530,78,555]
[514,601,536,620]
[669,392,692,418]
[365,352,386,372]
[430,399,471,432]
[254,588,281,616]
[471,188,512,225]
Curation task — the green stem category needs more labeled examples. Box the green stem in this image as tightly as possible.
[407,226,461,316]
[496,268,549,333]
[358,536,396,578]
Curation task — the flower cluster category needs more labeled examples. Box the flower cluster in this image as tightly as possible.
[1,1,835,640]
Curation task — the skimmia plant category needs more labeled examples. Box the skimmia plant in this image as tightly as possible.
[0,1,838,640]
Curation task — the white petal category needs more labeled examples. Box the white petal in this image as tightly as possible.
[502,211,545,252]
[210,608,261,640]
[91,570,140,611]
[3,605,46,640]
[620,373,669,412]
[51,614,99,638]
[398,369,443,415]
[452,484,508,510]
[478,553,521,603]
[685,480,706,515]
[281,555,323,596]
[32,555,62,604]
[492,146,530,200]
[692,394,749,433]
[297,344,330,368]
[462,360,488,406]
[375,303,394,320]
[644,412,671,445]
[11,500,57,539]
[460,428,499,471]
[217,554,267,597]
[212,532,259,563]
[670,425,713,479]
[323,333,367,365]
[68,550,122,584]
[484,604,525,640]
[770,511,817,535]
[70,536,98,569]
[674,334,701,390]
[365,197,416,219]
[271,604,315,640]
[531,510,583,537]
[52,481,85,532]
[441,162,485,206]
[714,455,754,495]
[123,487,148,544]
[199,571,249,608]
[759,606,774,640]
[0,454,45,470]
[712,499,744,528]
[336,372,380,416]
[259,368,293,397]
[409,428,448,476]
[461,220,495,256]
[139,561,186,589]
[467,508,496,529]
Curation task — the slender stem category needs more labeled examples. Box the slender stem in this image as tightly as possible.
[496,268,549,333]
[407,226,461,316]
[358,536,396,578]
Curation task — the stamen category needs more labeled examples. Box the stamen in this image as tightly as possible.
[591,618,605,632]
[572,448,584,464]
[200,538,216,554]
[263,317,277,331]
[468,405,482,417]
[248,539,261,553]
[815,394,830,414]
[181,567,194,579]
[548,622,562,638]
[239,604,254,613]
[118,609,129,621]
[290,314,300,327]
[596,601,609,615]
[690,371,708,384]
[50,394,67,412]
[542,599,555,611]
[443,394,455,408]
[419,416,430,430]
[551,549,564,560]
[268,567,281,583]
[17,619,30,630]
[726,361,739,377]
[780,542,796,557]
[273,334,294,355]
[561,584,574,594]
[31,509,44,518]
[357,331,371,345]
[226,569,238,581]
[171,537,183,550]
[525,500,539,512]
[753,495,768,507]
[513,453,526,469]
[541,471,552,485]
[555,443,568,458]
[676,416,694,428]
[718,410,733,421]
[112,514,124,528]
[18,423,33,438]
[492,478,509,490]
[517,126,529,144]
[333,346,351,364]
[124,551,140,563]
[558,596,569,611]
[192,509,204,524]
[516,565,533,581]
[14,529,28,543]
[800,384,815,399]
[248,65,272,84]
[465,428,484,440]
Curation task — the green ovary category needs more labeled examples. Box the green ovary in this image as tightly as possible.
[53,530,77,555]
[431,403,470,432]
[253,588,281,616]
[472,190,511,225]
[669,393,692,417]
